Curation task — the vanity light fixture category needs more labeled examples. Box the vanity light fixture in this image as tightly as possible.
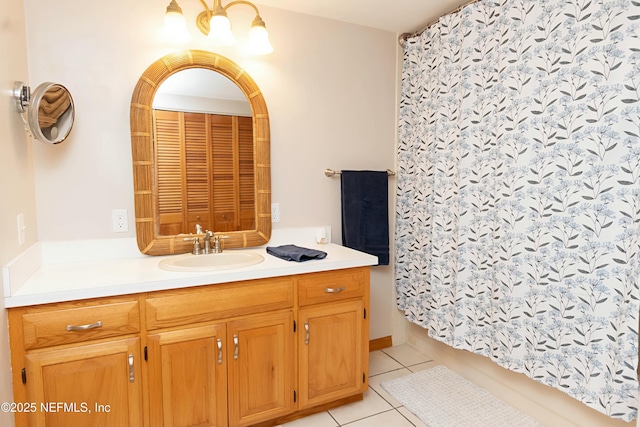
[163,0,274,54]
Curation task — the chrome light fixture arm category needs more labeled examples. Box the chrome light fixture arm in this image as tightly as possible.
[198,0,263,25]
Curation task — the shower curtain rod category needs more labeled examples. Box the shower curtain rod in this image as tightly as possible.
[398,0,482,46]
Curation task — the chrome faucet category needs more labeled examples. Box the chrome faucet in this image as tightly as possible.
[203,230,214,254]
[183,226,227,255]
[204,231,226,254]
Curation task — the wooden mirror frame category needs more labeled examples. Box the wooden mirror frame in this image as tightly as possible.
[130,50,271,255]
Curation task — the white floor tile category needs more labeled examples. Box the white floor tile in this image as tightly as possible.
[397,406,429,427]
[369,350,404,376]
[343,409,415,427]
[407,360,439,373]
[382,344,433,367]
[279,410,339,427]
[368,368,413,408]
[328,388,393,425]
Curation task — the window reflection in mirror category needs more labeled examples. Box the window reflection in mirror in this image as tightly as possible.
[152,69,256,236]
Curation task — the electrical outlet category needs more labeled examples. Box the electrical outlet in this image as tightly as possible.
[112,209,128,233]
[271,203,280,223]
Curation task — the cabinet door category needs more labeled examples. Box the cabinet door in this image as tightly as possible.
[298,300,366,409]
[227,311,295,427]
[24,337,143,427]
[147,324,227,427]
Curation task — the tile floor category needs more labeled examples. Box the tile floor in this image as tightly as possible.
[280,345,439,427]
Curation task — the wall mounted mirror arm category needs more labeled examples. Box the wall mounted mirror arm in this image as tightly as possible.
[11,81,75,145]
[13,82,30,113]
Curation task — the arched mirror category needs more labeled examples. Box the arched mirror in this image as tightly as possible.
[130,50,271,255]
[13,82,75,144]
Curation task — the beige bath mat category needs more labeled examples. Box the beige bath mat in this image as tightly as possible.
[381,365,543,427]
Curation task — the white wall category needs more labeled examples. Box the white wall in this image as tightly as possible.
[22,0,398,339]
[0,0,37,425]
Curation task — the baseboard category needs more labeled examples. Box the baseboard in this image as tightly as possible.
[369,336,393,351]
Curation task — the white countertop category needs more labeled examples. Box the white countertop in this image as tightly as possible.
[3,227,378,308]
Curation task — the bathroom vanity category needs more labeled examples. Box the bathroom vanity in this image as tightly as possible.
[4,238,375,427]
[4,50,378,427]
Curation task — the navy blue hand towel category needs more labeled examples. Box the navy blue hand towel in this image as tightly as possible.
[266,244,327,262]
[341,170,389,265]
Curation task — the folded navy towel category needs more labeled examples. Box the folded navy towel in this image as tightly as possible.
[341,170,389,265]
[266,244,328,262]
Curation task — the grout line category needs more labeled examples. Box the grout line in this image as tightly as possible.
[368,366,408,378]
[368,383,395,407]
[327,410,340,426]
[379,349,418,367]
[338,408,399,426]
[380,347,435,367]
[397,407,422,427]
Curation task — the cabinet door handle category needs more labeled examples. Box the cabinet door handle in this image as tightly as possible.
[128,354,135,382]
[233,335,239,360]
[66,321,102,331]
[325,286,345,293]
[304,322,310,345]
[217,338,223,364]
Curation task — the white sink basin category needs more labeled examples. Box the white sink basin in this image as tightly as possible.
[158,251,265,272]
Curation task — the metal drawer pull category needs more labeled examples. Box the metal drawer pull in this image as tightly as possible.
[325,286,345,293]
[66,321,102,331]
[217,338,223,364]
[233,335,239,360]
[304,322,310,345]
[128,354,135,382]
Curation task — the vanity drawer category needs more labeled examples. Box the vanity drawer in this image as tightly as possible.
[18,297,140,350]
[298,268,366,306]
[145,277,295,330]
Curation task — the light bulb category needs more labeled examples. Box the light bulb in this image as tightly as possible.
[208,14,235,46]
[164,1,191,43]
[249,20,273,55]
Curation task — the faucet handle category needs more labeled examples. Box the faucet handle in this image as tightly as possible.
[183,237,202,254]
[211,235,230,253]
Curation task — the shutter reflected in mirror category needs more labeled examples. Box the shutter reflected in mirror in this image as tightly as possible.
[154,110,255,235]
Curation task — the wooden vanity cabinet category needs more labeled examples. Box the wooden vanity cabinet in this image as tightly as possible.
[24,338,144,427]
[146,323,228,427]
[145,276,296,427]
[297,269,369,410]
[226,311,295,426]
[7,267,369,427]
[7,296,144,427]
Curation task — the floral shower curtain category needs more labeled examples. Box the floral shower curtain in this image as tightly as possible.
[395,0,640,420]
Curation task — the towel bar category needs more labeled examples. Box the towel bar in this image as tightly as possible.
[324,168,396,177]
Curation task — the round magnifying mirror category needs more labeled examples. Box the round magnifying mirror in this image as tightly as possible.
[27,83,75,144]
